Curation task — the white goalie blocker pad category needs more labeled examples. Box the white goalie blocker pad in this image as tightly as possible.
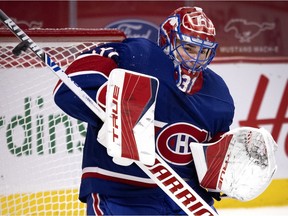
[98,68,159,166]
[190,127,278,201]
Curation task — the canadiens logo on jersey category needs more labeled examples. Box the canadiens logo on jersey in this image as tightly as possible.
[156,122,209,165]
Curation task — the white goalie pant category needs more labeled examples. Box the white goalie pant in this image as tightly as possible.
[190,127,278,201]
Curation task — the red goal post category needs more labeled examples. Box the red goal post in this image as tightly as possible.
[0,28,125,215]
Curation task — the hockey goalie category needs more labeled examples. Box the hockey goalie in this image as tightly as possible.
[50,6,278,215]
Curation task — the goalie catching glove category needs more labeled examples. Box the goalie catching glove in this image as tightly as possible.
[190,127,277,201]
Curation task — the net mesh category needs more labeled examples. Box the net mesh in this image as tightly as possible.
[1,42,101,69]
[0,28,125,215]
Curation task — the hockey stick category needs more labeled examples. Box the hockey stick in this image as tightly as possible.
[0,10,217,216]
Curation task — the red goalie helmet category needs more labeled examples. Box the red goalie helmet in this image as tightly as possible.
[159,6,218,73]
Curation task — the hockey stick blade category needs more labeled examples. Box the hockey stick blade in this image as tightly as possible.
[0,9,218,216]
[12,40,30,56]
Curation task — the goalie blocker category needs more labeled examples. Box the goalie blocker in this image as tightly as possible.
[98,68,159,166]
[190,127,277,201]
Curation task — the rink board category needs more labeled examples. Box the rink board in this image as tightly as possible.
[1,178,287,215]
[215,178,288,208]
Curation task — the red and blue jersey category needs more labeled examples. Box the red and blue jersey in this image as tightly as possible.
[53,38,234,206]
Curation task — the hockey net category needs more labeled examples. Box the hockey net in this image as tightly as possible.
[0,28,125,215]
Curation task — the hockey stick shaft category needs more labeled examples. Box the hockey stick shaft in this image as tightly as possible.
[136,156,217,215]
[0,9,105,122]
[0,10,217,216]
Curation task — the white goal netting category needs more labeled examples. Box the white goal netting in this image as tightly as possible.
[0,28,125,215]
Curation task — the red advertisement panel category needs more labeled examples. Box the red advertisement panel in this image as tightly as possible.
[1,1,287,58]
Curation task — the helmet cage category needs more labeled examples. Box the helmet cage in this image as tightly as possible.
[169,31,218,72]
